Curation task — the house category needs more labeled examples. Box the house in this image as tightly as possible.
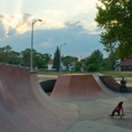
[47,64,54,71]
[120,57,132,71]
[47,61,66,71]
[114,59,121,72]
[47,60,55,71]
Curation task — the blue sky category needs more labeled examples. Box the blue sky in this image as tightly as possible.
[0,0,107,58]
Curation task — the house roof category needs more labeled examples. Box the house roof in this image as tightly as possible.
[121,57,132,65]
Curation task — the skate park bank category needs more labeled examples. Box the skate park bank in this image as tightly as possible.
[0,64,132,132]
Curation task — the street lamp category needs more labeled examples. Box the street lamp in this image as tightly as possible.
[59,43,67,72]
[30,19,42,72]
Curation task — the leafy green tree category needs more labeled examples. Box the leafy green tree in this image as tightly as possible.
[21,48,31,67]
[34,52,51,69]
[0,45,12,63]
[86,50,103,71]
[52,46,60,71]
[99,58,111,71]
[0,45,21,64]
[9,51,21,65]
[21,48,51,69]
[42,53,51,69]
[107,51,118,70]
[74,61,81,72]
[0,47,6,63]
[80,58,86,71]
[96,0,132,59]
[87,63,99,72]
[62,56,78,70]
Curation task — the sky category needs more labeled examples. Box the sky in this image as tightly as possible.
[0,0,107,58]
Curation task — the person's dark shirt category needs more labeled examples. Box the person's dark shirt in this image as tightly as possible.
[120,80,126,86]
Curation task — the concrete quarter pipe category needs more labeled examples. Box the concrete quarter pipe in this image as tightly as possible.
[0,65,131,132]
[0,65,77,132]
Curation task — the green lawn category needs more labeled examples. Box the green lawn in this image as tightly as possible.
[38,70,132,77]
[37,70,132,87]
[99,71,132,78]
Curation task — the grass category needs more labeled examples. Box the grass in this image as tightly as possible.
[38,76,57,81]
[37,70,132,81]
[38,70,132,77]
[38,71,64,75]
[99,71,132,78]
[37,70,132,88]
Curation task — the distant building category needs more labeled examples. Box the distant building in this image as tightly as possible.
[47,61,66,71]
[114,59,121,72]
[48,64,54,70]
[120,57,132,71]
[68,65,75,71]
[60,63,67,71]
[47,60,55,71]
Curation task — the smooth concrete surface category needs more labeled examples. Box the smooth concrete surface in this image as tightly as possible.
[51,74,106,99]
[0,65,132,132]
[64,96,132,132]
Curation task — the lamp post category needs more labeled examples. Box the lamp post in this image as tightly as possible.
[59,43,67,72]
[30,19,42,72]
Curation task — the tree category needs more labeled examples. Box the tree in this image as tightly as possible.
[21,48,51,69]
[9,51,21,65]
[62,56,78,70]
[96,0,132,59]
[0,45,21,64]
[0,45,12,63]
[41,53,51,69]
[52,46,60,71]
[99,58,110,70]
[85,50,103,71]
[21,48,31,67]
[74,61,81,72]
[34,52,51,69]
[107,51,119,70]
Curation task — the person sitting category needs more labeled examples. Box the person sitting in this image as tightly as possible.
[119,77,127,92]
[111,101,124,117]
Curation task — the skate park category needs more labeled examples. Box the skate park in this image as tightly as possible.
[0,64,132,132]
[0,0,132,131]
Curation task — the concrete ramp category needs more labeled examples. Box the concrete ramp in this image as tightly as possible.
[51,74,106,99]
[0,65,77,132]
[0,65,131,132]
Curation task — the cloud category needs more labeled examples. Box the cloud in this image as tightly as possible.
[32,0,99,33]
[0,22,5,38]
[0,13,33,37]
[64,21,100,35]
[0,0,100,37]
[0,19,105,58]
[33,9,67,29]
[0,0,23,13]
